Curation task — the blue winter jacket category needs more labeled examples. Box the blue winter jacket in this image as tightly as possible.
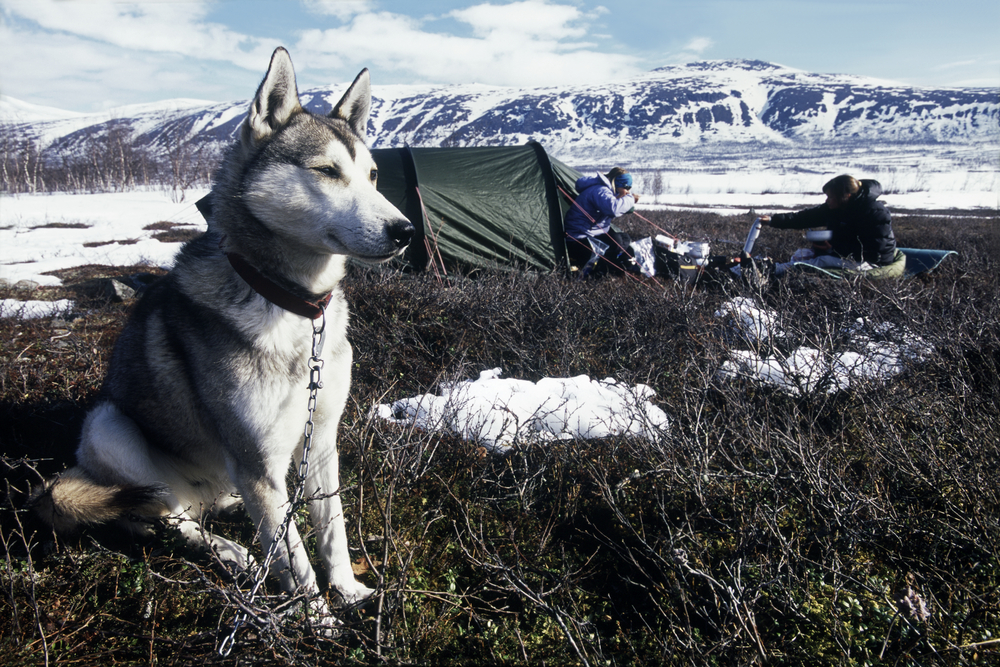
[564,173,636,239]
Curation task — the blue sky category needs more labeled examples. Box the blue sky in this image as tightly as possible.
[1,0,998,113]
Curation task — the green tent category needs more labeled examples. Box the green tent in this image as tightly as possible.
[371,143,583,272]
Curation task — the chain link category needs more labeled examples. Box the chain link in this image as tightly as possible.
[219,311,326,656]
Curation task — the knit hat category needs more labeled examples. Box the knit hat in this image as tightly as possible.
[614,173,633,189]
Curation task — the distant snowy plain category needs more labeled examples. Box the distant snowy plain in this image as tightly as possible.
[2,170,994,288]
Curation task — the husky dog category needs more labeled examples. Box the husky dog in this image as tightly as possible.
[32,47,413,614]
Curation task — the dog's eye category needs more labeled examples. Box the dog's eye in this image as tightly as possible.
[369,168,378,183]
[314,166,340,179]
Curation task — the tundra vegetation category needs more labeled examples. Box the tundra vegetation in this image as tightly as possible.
[1,208,998,666]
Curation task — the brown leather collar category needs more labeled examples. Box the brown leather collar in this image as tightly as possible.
[226,252,331,320]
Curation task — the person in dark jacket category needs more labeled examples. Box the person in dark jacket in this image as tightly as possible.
[564,167,640,275]
[760,175,896,276]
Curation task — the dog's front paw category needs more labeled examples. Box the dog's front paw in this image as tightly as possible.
[214,540,254,571]
[333,579,375,606]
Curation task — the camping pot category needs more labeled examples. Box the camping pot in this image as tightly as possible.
[805,229,833,242]
[687,242,711,258]
[655,234,677,252]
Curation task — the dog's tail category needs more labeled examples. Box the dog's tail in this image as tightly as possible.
[30,468,168,534]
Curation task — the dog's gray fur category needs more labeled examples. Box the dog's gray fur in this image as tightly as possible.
[32,47,413,613]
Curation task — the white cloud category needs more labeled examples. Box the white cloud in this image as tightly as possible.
[659,35,716,67]
[683,37,713,54]
[303,0,375,21]
[0,16,259,112]
[0,0,651,108]
[0,0,279,70]
[294,1,642,87]
[930,59,978,71]
[448,1,585,40]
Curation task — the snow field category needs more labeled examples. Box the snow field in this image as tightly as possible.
[630,168,998,211]
[1,188,211,288]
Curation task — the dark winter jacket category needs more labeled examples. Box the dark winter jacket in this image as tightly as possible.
[769,180,896,265]
[564,173,636,239]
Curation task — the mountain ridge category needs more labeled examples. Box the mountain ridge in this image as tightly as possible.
[3,59,997,171]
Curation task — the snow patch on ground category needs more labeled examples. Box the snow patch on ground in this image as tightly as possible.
[715,297,934,395]
[0,298,75,319]
[374,368,670,451]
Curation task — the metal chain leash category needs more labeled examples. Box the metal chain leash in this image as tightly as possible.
[219,311,327,656]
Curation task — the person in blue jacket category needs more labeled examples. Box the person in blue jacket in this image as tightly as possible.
[760,174,896,276]
[564,167,640,275]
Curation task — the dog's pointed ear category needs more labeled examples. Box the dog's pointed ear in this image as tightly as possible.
[330,68,371,141]
[243,47,303,148]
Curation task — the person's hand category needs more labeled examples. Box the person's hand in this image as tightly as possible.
[631,192,640,203]
[758,215,771,225]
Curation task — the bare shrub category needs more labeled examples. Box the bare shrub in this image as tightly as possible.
[2,211,998,664]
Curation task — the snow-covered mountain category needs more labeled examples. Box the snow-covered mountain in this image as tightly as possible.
[4,60,997,170]
[0,96,87,123]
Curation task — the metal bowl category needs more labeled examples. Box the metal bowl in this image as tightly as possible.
[805,229,833,242]
[687,242,711,258]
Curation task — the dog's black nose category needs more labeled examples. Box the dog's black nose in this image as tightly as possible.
[388,218,415,249]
